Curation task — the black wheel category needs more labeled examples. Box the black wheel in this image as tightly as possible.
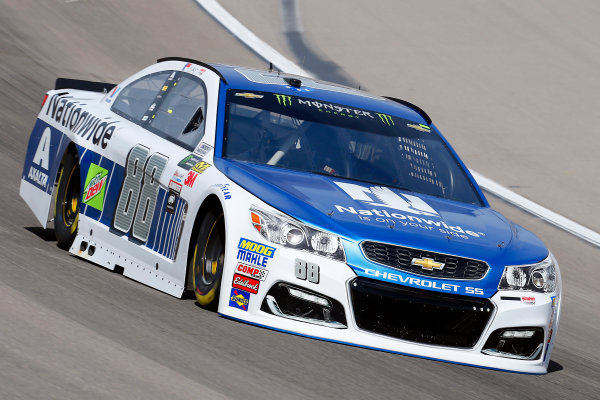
[54,152,80,249]
[191,210,225,309]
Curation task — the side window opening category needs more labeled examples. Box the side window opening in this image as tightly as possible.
[111,70,208,151]
[146,73,207,150]
[111,71,171,122]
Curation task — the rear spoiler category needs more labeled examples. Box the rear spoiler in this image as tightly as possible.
[55,78,116,93]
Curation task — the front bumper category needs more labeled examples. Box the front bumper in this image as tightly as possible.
[218,233,561,374]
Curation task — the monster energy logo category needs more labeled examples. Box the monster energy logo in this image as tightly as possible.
[275,94,292,106]
[377,113,394,126]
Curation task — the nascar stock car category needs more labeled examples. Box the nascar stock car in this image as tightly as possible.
[20,57,561,373]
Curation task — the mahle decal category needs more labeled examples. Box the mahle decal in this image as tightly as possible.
[82,163,108,211]
[274,94,292,106]
[376,113,394,126]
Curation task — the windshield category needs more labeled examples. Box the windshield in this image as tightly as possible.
[223,90,483,205]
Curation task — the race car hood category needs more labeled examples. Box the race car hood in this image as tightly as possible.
[216,159,548,274]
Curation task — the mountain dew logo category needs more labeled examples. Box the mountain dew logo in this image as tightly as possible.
[82,163,108,211]
[376,113,394,126]
[274,94,292,106]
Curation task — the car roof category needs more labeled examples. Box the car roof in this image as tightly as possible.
[208,63,431,125]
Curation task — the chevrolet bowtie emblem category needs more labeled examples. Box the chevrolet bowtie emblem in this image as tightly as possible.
[411,257,445,271]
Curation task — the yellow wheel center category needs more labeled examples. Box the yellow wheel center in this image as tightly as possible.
[211,260,218,275]
[71,198,77,213]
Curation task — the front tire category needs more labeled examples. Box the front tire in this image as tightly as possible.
[54,152,80,250]
[191,210,225,309]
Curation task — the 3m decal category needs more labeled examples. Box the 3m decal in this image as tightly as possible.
[82,163,108,211]
[376,113,394,126]
[45,94,117,149]
[232,273,260,294]
[237,238,275,268]
[191,161,211,174]
[229,288,251,311]
[184,170,198,188]
[235,262,268,281]
[113,144,168,242]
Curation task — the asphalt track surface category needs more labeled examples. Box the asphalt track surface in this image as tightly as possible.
[1,1,599,399]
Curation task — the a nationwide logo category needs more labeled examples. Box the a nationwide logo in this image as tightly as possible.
[82,163,108,211]
[232,274,260,294]
[275,94,292,106]
[376,113,394,126]
[235,262,269,281]
[411,257,444,271]
[229,288,251,311]
[334,181,439,217]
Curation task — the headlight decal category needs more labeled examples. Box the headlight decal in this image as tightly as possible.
[498,253,557,293]
[249,206,346,262]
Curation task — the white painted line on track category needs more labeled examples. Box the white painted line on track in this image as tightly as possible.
[194,0,600,248]
[194,0,309,77]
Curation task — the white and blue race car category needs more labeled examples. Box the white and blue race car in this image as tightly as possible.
[20,57,561,374]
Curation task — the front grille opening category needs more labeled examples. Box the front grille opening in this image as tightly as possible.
[350,277,493,347]
[261,282,347,328]
[482,328,544,360]
[362,241,489,280]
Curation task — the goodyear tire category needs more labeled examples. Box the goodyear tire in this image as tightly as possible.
[54,152,80,250]
[191,210,225,309]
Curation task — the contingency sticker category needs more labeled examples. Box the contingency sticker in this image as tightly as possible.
[82,163,108,211]
[229,288,251,311]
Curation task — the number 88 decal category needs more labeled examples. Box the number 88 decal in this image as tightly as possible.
[114,144,168,242]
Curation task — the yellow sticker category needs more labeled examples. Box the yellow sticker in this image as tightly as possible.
[162,85,168,91]
[235,92,264,99]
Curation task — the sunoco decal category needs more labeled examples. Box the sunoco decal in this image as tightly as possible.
[82,163,108,211]
[229,288,251,311]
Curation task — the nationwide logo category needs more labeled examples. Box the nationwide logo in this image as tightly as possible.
[334,181,439,217]
[82,163,108,211]
[376,113,394,126]
[275,94,292,106]
[235,262,268,281]
[232,274,260,294]
[411,257,444,271]
[229,288,251,311]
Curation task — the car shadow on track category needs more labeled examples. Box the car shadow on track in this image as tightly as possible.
[548,360,564,373]
[25,226,56,242]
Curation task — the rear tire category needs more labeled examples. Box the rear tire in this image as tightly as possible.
[54,152,79,250]
[191,210,225,309]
